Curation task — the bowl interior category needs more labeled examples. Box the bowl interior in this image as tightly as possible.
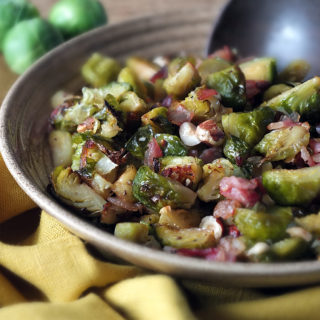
[1,8,320,287]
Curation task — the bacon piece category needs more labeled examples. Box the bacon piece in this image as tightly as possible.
[77,117,96,133]
[208,45,234,62]
[310,139,320,154]
[107,196,143,212]
[300,146,316,167]
[245,80,270,101]
[199,147,222,164]
[219,176,262,207]
[196,120,225,146]
[213,199,242,220]
[227,225,241,238]
[267,116,310,131]
[150,66,167,83]
[168,102,194,125]
[196,88,218,100]
[144,138,163,168]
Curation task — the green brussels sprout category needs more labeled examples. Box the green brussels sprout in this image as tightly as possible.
[154,133,187,156]
[206,65,246,110]
[159,156,203,189]
[239,57,277,82]
[163,62,201,99]
[262,166,320,206]
[223,136,251,165]
[260,77,320,119]
[197,158,234,202]
[125,125,154,160]
[295,213,320,236]
[49,0,107,39]
[132,166,197,212]
[197,57,231,82]
[263,84,292,101]
[221,107,275,146]
[51,166,106,212]
[81,53,121,88]
[118,67,147,99]
[167,56,196,75]
[49,130,73,167]
[118,91,148,116]
[155,225,216,249]
[141,107,175,134]
[235,206,293,242]
[126,56,159,82]
[0,0,39,51]
[3,18,63,74]
[270,237,308,260]
[255,125,310,161]
[114,222,149,243]
[278,59,310,83]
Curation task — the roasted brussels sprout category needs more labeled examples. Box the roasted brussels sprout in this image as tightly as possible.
[114,222,149,243]
[295,213,320,236]
[141,107,175,134]
[278,59,310,83]
[49,130,73,167]
[118,91,148,115]
[270,237,308,260]
[255,125,310,161]
[163,62,200,99]
[223,136,251,165]
[263,84,292,101]
[262,166,320,206]
[239,57,277,82]
[261,77,320,119]
[118,67,147,99]
[197,158,234,202]
[155,225,216,249]
[126,56,159,82]
[81,53,121,87]
[235,206,293,242]
[222,107,275,146]
[132,166,197,212]
[206,65,246,110]
[51,166,106,212]
[159,156,203,189]
[197,57,231,82]
[154,134,187,157]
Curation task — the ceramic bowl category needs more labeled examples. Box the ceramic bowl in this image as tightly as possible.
[1,9,320,287]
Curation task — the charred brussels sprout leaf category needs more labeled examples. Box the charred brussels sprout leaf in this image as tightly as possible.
[222,107,275,146]
[235,206,292,242]
[154,134,187,156]
[81,53,121,88]
[255,125,310,161]
[262,167,320,206]
[125,125,154,159]
[261,77,320,120]
[132,166,197,212]
[206,65,246,110]
[223,136,251,165]
[141,107,175,134]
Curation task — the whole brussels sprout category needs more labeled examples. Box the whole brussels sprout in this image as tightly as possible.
[3,18,63,74]
[49,0,107,40]
[0,0,39,51]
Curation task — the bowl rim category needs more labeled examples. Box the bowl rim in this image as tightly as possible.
[1,12,320,287]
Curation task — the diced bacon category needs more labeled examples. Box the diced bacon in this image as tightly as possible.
[150,66,168,83]
[300,146,315,167]
[245,80,269,100]
[267,117,310,131]
[312,153,320,163]
[199,147,222,164]
[208,45,234,62]
[213,199,242,220]
[219,176,262,207]
[177,247,218,259]
[309,139,320,154]
[196,120,225,146]
[196,88,218,100]
[227,225,241,238]
[144,138,163,168]
[168,102,194,125]
[77,117,96,133]
[107,196,143,212]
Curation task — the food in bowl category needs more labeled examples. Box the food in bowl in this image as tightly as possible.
[48,47,320,262]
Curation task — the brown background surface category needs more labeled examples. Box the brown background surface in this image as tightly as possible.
[0,0,226,102]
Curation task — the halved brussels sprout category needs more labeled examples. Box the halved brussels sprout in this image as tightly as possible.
[154,133,187,157]
[118,91,148,115]
[167,56,196,75]
[206,65,246,110]
[118,67,147,99]
[163,62,200,99]
[235,206,293,242]
[126,56,159,81]
[278,59,310,83]
[255,125,310,161]
[114,222,149,243]
[263,84,292,101]
[295,213,320,236]
[141,107,175,134]
[91,172,113,198]
[197,57,231,82]
[197,158,234,202]
[49,130,73,167]
[261,77,320,119]
[51,166,106,212]
[262,166,320,206]
[155,225,216,249]
[132,166,197,212]
[270,237,308,260]
[159,156,203,189]
[222,107,275,146]
[81,53,121,87]
[223,136,251,165]
[158,206,201,229]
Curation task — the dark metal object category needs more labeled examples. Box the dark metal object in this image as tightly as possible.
[207,0,320,76]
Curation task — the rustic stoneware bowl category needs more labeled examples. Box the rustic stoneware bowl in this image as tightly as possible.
[1,9,320,287]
